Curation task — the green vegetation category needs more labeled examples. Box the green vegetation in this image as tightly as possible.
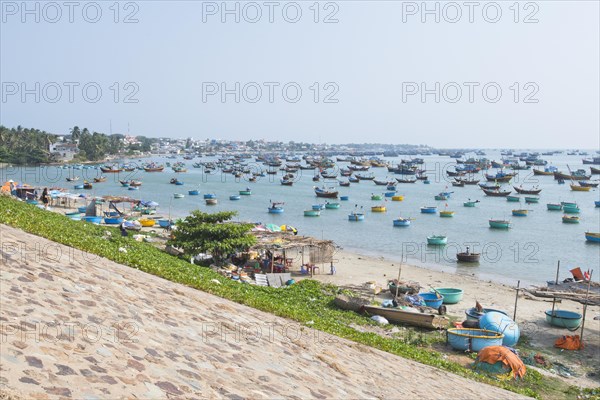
[168,210,256,261]
[0,196,591,399]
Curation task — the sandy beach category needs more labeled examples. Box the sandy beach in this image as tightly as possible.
[0,224,531,399]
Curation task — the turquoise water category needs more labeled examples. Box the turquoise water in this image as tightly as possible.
[2,151,599,285]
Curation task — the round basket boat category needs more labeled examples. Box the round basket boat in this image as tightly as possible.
[447,328,504,352]
[418,292,444,308]
[432,288,464,304]
[545,310,582,329]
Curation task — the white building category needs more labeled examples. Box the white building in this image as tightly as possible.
[50,143,79,161]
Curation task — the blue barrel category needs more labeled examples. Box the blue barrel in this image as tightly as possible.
[479,311,520,347]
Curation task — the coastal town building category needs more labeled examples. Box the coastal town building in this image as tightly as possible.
[49,142,79,161]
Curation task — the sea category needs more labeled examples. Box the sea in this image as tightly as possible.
[2,151,599,286]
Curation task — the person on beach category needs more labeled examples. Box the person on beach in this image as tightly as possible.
[120,222,128,237]
[41,188,49,208]
[9,180,16,196]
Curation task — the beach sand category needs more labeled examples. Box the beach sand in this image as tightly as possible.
[0,224,529,399]
[308,251,600,387]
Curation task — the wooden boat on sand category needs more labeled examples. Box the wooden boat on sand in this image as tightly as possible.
[362,305,448,329]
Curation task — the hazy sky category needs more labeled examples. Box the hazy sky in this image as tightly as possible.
[1,1,599,148]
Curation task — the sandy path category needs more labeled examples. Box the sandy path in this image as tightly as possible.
[0,225,527,399]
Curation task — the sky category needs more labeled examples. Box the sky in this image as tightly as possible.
[1,1,599,148]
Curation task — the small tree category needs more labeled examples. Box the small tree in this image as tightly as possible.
[168,210,256,262]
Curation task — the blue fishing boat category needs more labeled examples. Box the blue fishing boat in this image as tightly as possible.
[104,217,124,225]
[158,219,172,228]
[512,209,528,217]
[312,204,326,211]
[268,202,284,214]
[427,235,447,245]
[420,206,437,214]
[447,329,504,352]
[489,219,511,229]
[74,184,84,189]
[393,218,411,227]
[204,193,216,199]
[547,203,563,211]
[386,185,397,191]
[128,186,138,191]
[340,196,349,201]
[423,180,430,184]
[348,212,365,221]
[563,205,580,214]
[325,202,340,209]
[304,209,320,217]
[525,197,539,204]
[385,191,396,197]
[506,196,520,202]
[585,232,600,243]
[595,201,600,207]
[463,200,479,207]
[229,195,241,201]
[188,190,199,195]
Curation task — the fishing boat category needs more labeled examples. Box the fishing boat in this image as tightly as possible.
[339,181,350,187]
[506,195,520,202]
[325,202,340,209]
[482,188,511,197]
[447,329,504,352]
[423,180,431,184]
[340,196,349,201]
[348,212,365,221]
[66,176,80,182]
[371,205,386,212]
[83,182,93,190]
[312,204,326,210]
[396,177,417,184]
[562,215,579,223]
[485,172,515,182]
[304,209,320,217]
[392,195,404,201]
[463,200,479,207]
[525,197,539,204]
[489,219,511,229]
[513,186,542,195]
[393,218,411,227]
[384,191,396,198]
[188,190,199,195]
[93,176,106,183]
[563,205,580,214]
[512,209,528,217]
[547,203,563,211]
[451,181,465,187]
[280,178,293,186]
[173,193,185,199]
[591,166,600,174]
[579,180,599,188]
[554,170,591,181]
[427,235,447,245]
[479,183,502,190]
[139,219,156,227]
[205,198,218,205]
[439,210,454,217]
[348,176,359,183]
[585,232,600,243]
[314,187,338,198]
[100,165,122,173]
[456,246,480,262]
[373,179,390,185]
[434,194,448,201]
[144,165,164,172]
[362,305,448,329]
[229,194,241,201]
[420,206,437,214]
[371,194,383,201]
[533,168,556,176]
[570,184,591,192]
[239,188,252,195]
[456,178,480,185]
[386,185,397,191]
[595,201,600,207]
[204,193,216,199]
[128,186,138,191]
[356,173,375,180]
[268,202,284,213]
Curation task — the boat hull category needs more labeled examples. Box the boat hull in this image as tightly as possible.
[363,306,447,329]
[545,310,582,329]
[447,329,504,352]
[489,220,510,229]
[457,253,480,262]
[585,232,600,242]
[393,219,411,227]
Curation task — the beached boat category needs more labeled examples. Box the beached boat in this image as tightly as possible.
[585,232,600,243]
[158,219,172,228]
[325,202,340,209]
[348,212,365,221]
[482,188,512,197]
[512,209,528,217]
[463,200,479,207]
[447,329,504,352]
[139,219,155,227]
[393,218,411,227]
[545,310,582,329]
[304,209,320,217]
[371,205,386,212]
[388,280,421,295]
[362,305,448,329]
[570,184,591,192]
[439,210,454,217]
[420,206,437,214]
[427,235,447,245]
[547,203,563,211]
[525,197,539,203]
[562,215,579,223]
[489,219,511,229]
[514,186,542,195]
[314,187,338,198]
[432,288,464,304]
[205,198,218,205]
[104,217,123,225]
[392,195,404,201]
[82,216,102,224]
[173,193,184,199]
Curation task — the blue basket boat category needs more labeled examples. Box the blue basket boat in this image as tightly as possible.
[393,218,411,227]
[447,328,504,352]
[158,219,172,228]
[82,216,102,224]
[385,191,396,197]
[78,206,87,213]
[348,212,364,221]
[421,206,437,214]
[204,193,216,199]
[230,195,241,201]
[418,292,444,308]
[545,310,582,329]
[188,190,199,195]
[104,217,124,225]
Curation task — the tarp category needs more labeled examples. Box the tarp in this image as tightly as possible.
[473,346,526,379]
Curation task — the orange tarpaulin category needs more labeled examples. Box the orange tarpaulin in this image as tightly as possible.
[1,181,18,192]
[555,335,583,350]
[475,346,526,379]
